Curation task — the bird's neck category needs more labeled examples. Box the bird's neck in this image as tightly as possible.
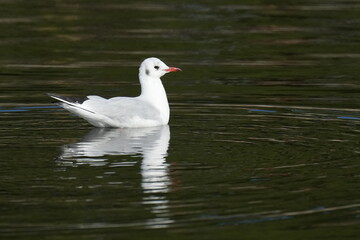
[139,74,169,124]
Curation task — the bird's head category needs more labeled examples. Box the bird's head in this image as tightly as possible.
[139,57,181,79]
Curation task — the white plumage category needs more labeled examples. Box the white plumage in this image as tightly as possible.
[48,57,181,128]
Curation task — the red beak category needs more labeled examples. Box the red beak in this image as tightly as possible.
[164,67,182,72]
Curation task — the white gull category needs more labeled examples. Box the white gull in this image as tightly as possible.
[48,57,181,128]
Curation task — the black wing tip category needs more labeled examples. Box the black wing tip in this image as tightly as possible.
[46,93,62,102]
[46,93,88,104]
[46,93,59,98]
[46,93,95,114]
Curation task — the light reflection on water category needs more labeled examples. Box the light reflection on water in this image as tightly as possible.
[0,101,359,237]
[57,125,172,229]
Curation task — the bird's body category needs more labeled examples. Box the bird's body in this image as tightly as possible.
[48,57,181,128]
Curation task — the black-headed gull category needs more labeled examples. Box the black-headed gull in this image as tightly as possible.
[48,57,181,128]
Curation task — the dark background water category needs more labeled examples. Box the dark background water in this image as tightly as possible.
[1,0,360,239]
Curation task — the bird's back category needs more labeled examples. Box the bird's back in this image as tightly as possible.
[61,96,163,128]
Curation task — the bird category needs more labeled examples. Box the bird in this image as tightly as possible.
[48,57,181,128]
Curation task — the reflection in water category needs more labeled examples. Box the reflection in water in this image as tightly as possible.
[57,125,172,228]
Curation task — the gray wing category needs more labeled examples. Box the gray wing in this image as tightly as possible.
[82,96,162,122]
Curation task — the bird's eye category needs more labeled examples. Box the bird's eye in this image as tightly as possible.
[154,66,159,70]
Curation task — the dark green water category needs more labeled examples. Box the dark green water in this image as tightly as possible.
[1,0,360,239]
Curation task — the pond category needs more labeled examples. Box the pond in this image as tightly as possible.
[1,0,360,239]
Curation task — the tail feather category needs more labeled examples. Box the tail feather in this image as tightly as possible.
[47,93,95,114]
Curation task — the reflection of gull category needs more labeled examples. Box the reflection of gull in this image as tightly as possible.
[58,125,172,228]
[60,125,169,159]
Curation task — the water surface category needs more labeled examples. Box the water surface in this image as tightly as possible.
[1,0,360,239]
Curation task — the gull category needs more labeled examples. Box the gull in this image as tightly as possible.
[48,57,181,128]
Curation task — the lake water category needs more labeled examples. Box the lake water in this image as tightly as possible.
[1,0,360,239]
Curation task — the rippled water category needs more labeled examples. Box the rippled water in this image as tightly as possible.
[1,0,360,239]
